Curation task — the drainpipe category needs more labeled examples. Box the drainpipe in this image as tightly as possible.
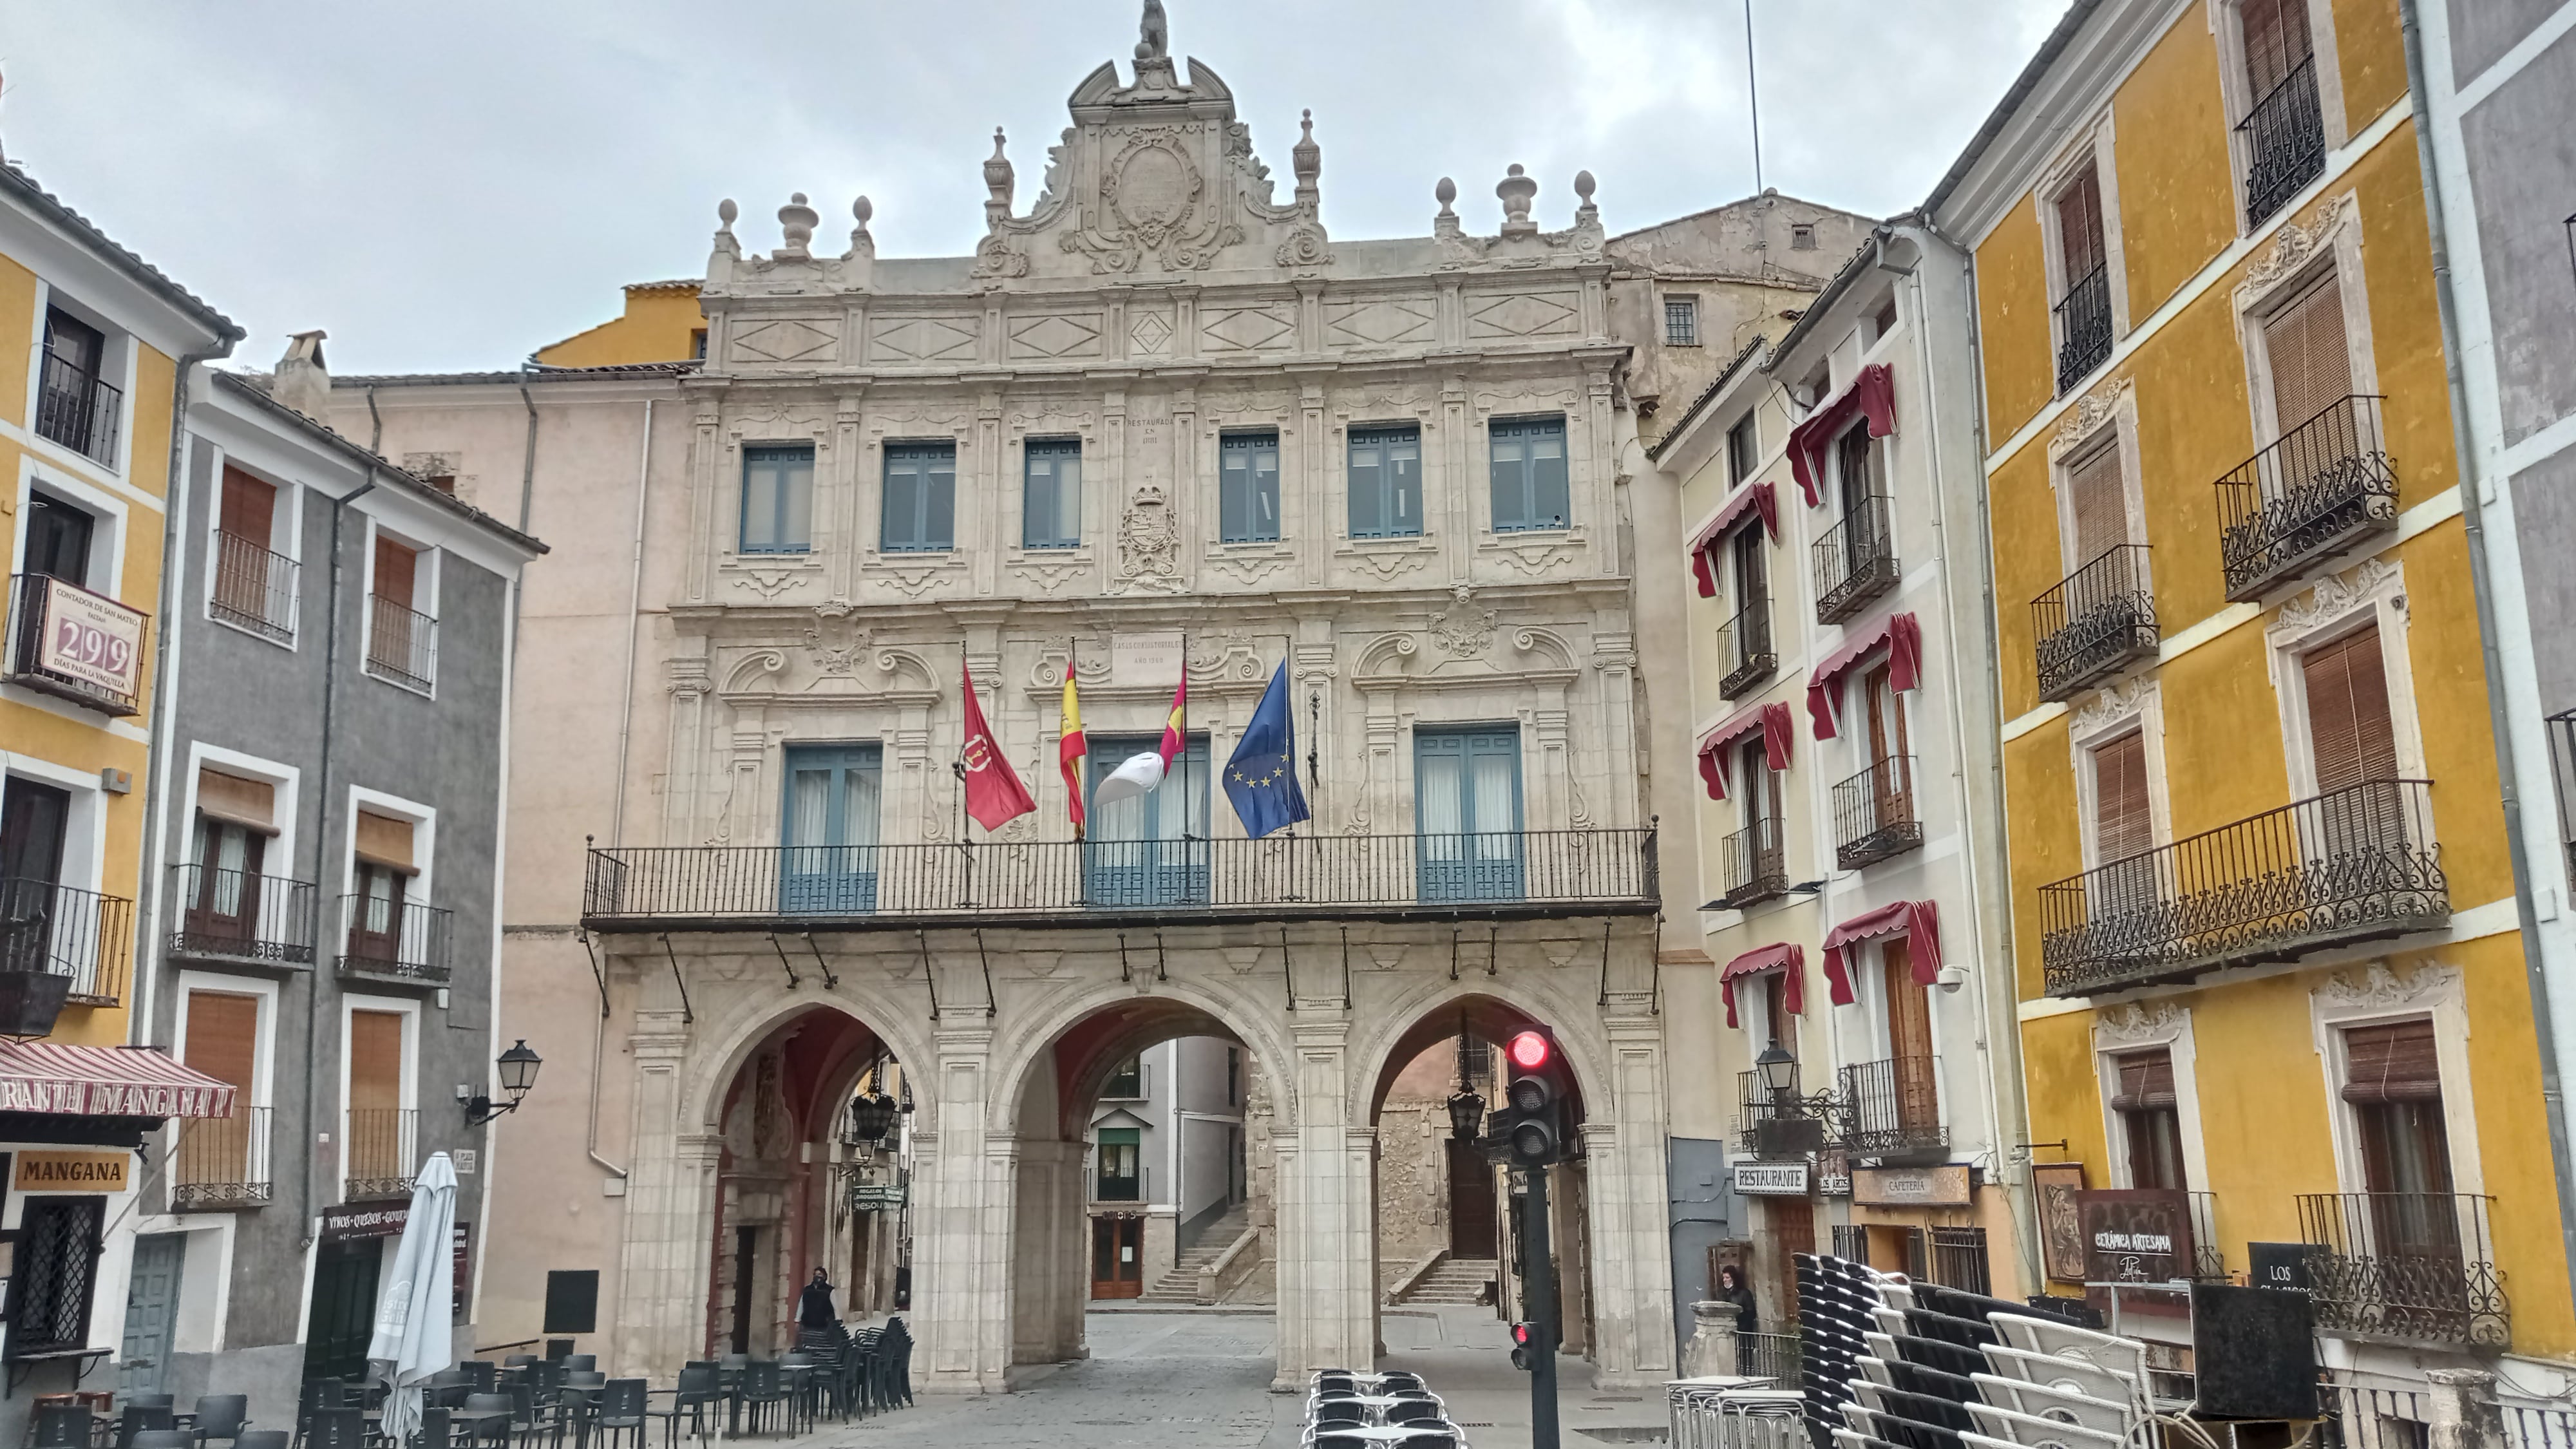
[2398,0,2576,1303]
[302,469,378,1243]
[515,374,539,535]
[365,384,383,453]
[591,393,659,1183]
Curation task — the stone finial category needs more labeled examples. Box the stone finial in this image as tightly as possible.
[1573,169,1599,227]
[718,198,738,229]
[983,128,1016,229]
[1497,163,1539,237]
[1137,0,1169,61]
[1435,177,1458,219]
[847,196,876,274]
[712,198,741,265]
[775,192,819,258]
[1293,109,1321,189]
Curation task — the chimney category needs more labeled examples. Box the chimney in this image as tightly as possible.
[271,330,330,422]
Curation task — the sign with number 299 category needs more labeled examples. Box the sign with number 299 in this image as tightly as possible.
[36,577,143,696]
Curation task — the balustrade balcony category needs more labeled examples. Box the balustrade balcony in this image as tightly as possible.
[5,573,148,716]
[2032,544,2157,702]
[1837,1055,1946,1159]
[35,352,120,464]
[210,532,299,643]
[1717,600,1776,701]
[172,1106,273,1210]
[1833,755,1921,871]
[1814,495,1898,625]
[2298,1191,2508,1350]
[1712,818,1786,911]
[336,895,452,985]
[2217,394,2397,600]
[2054,264,2114,395]
[0,877,131,1008]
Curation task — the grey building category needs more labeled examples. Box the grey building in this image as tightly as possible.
[115,340,542,1420]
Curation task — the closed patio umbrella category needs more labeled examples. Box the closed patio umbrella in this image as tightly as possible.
[366,1151,459,1443]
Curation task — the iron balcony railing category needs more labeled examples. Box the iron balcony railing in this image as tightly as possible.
[1832,755,1921,871]
[1837,1056,1946,1158]
[582,828,1658,931]
[1734,1066,1837,1159]
[2298,1191,2508,1350]
[171,1105,272,1210]
[2189,1189,2227,1282]
[2550,708,2576,884]
[1814,495,1899,625]
[5,573,148,716]
[0,877,131,1007]
[1714,817,1786,911]
[2217,395,2398,600]
[1717,600,1777,701]
[1739,1331,1800,1386]
[365,594,437,693]
[2239,53,2327,227]
[2054,264,2114,395]
[2033,544,2158,702]
[336,895,452,985]
[209,532,298,643]
[344,1107,418,1202]
[2040,778,2447,997]
[35,351,121,465]
[169,864,317,967]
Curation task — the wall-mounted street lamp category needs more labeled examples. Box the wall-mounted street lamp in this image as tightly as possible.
[1754,1042,1799,1100]
[463,1040,543,1126]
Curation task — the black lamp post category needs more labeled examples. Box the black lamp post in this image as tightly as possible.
[464,1040,542,1126]
[1754,1043,1798,1101]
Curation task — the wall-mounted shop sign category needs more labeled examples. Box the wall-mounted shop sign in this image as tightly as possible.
[1852,1164,1974,1207]
[13,1150,130,1193]
[1732,1161,1810,1196]
[2076,1189,2195,1284]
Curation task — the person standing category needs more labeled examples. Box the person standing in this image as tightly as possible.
[797,1267,839,1350]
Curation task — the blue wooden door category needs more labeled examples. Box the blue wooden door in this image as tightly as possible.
[781,744,882,914]
[1086,737,1209,907]
[1416,728,1524,902]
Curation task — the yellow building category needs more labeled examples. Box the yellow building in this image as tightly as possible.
[1,159,239,1048]
[529,278,705,366]
[1930,0,2572,1387]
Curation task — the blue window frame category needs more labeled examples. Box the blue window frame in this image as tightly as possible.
[1490,417,1570,532]
[1085,734,1209,907]
[1414,726,1524,903]
[1220,431,1281,543]
[779,743,882,914]
[740,444,815,554]
[1347,425,1422,539]
[1023,439,1081,549]
[883,442,956,553]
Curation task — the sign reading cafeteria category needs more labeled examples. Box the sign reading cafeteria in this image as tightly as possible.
[1852,1164,1974,1207]
[34,578,144,696]
[14,1150,131,1193]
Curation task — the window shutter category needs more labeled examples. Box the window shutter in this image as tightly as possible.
[185,991,260,1092]
[196,768,276,832]
[220,468,276,545]
[2067,441,2128,566]
[354,810,415,871]
[2093,732,2154,862]
[2302,625,2398,793]
[373,537,417,609]
[2109,1048,2177,1110]
[2056,169,2107,283]
[2341,1019,2443,1104]
[2264,272,2353,435]
[348,1009,405,1111]
[2241,0,2315,97]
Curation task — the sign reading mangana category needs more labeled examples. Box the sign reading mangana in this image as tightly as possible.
[14,1150,131,1193]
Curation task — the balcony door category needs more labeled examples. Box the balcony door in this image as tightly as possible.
[2111,1048,2186,1191]
[23,493,95,585]
[2302,625,2403,871]
[1416,728,1523,903]
[180,990,260,1198]
[345,1008,408,1199]
[213,467,279,630]
[1730,525,1769,667]
[1837,426,1878,572]
[0,781,71,975]
[1864,665,1913,833]
[2264,270,2352,440]
[2342,1019,2459,1256]
[187,813,267,952]
[780,744,882,914]
[1085,737,1208,908]
[1882,940,1938,1139]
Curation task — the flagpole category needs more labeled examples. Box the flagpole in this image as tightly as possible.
[955,650,974,909]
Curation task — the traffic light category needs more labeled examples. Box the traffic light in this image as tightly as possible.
[1488,1027,1564,1166]
[1510,1320,1538,1371]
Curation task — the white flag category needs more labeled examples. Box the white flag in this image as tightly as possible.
[1092,750,1168,806]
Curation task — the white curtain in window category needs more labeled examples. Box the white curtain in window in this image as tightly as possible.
[1421,752,1463,860]
[1472,752,1516,859]
[789,768,831,849]
[842,766,881,850]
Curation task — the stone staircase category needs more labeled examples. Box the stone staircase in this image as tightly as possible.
[1137,1205,1254,1304]
[1399,1257,1497,1306]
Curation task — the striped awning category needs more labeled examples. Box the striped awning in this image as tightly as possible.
[0,1042,237,1119]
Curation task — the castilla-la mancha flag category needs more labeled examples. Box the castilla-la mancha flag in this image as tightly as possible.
[960,658,1036,832]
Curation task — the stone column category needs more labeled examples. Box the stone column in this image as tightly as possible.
[2427,1370,2508,1449]
[612,1009,714,1379]
[1274,1014,1374,1385]
[1584,1001,1678,1387]
[911,1022,1010,1393]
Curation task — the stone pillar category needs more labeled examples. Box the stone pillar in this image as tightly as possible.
[911,1023,1010,1393]
[1274,1016,1375,1385]
[613,1012,714,1381]
[2427,1370,2508,1449]
[1681,1302,1741,1378]
[1585,1003,1678,1387]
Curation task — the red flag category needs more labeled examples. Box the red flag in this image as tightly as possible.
[960,659,1036,832]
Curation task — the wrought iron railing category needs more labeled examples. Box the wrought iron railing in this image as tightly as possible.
[2239,53,2326,227]
[2040,778,2447,997]
[0,877,131,1007]
[582,828,1658,930]
[336,895,452,984]
[2298,1191,2508,1349]
[1734,1067,1837,1159]
[1717,600,1776,701]
[1814,495,1899,625]
[169,864,316,966]
[2054,264,2114,395]
[172,1106,272,1210]
[2189,1189,2226,1281]
[1832,755,1920,871]
[344,1107,417,1202]
[2033,544,2157,702]
[210,532,298,643]
[1739,1330,1801,1386]
[2552,708,2576,885]
[1714,818,1786,911]
[2217,395,2398,600]
[5,572,148,716]
[1837,1056,1945,1157]
[35,351,121,465]
[365,594,437,692]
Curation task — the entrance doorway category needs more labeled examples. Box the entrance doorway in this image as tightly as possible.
[305,1235,384,1382]
[729,1227,759,1354]
[116,1233,185,1401]
[1446,1140,1497,1259]
[1091,1217,1143,1299]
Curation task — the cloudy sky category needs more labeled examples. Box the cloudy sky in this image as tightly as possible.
[2,1,2063,375]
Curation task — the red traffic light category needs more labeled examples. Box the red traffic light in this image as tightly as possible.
[1511,1322,1533,1345]
[1506,1030,1552,1072]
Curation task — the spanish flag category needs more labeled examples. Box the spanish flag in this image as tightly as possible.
[1059,667,1088,840]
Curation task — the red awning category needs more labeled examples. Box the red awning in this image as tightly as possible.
[1806,612,1922,739]
[0,1043,236,1119]
[1696,702,1795,800]
[1686,482,1779,597]
[1819,900,1944,1005]
[1788,363,1897,507]
[1720,943,1805,1027]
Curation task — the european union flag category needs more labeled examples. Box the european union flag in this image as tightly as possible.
[1224,661,1311,840]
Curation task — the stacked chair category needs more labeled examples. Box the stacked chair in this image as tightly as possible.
[1302,1369,1463,1447]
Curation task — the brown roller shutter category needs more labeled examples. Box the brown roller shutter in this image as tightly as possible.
[185,991,259,1092]
[2057,169,2107,283]
[2068,441,2129,567]
[2093,732,2154,863]
[219,468,276,546]
[196,769,275,832]
[353,811,415,871]
[2264,272,2353,436]
[373,537,417,609]
[2341,1019,2442,1104]
[2241,0,2315,97]
[2303,626,2398,793]
[2110,1048,2177,1110]
[348,1010,404,1112]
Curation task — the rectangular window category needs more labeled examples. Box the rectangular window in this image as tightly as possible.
[883,443,957,553]
[37,307,117,463]
[2241,0,2315,98]
[187,797,272,950]
[178,989,262,1198]
[1023,439,1082,549]
[8,1197,104,1355]
[0,780,72,975]
[1665,297,1700,346]
[1870,297,1899,343]
[2057,168,2108,287]
[1104,1056,1144,1099]
[2111,1048,2187,1190]
[1415,726,1524,902]
[2264,271,2353,435]
[2067,440,2130,568]
[366,537,433,690]
[739,444,815,554]
[23,493,95,585]
[1727,416,1759,486]
[1086,735,1211,908]
[1096,1127,1142,1201]
[780,743,882,914]
[1929,1227,1991,1295]
[2341,1019,2456,1252]
[1489,417,1570,533]
[345,1007,410,1198]
[1219,431,1282,543]
[1347,425,1422,539]
[2302,625,2397,793]
[214,468,285,636]
[2091,732,2154,863]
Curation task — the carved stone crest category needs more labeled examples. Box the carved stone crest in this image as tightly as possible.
[1062,127,1242,274]
[1115,484,1182,591]
[1430,585,1497,658]
[802,604,873,674]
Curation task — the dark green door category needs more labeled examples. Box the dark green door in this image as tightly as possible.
[303,1236,383,1383]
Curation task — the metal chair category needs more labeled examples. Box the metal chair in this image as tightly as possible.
[302,1409,362,1449]
[118,1407,179,1449]
[558,1359,595,1376]
[460,1365,498,1397]
[589,1382,646,1449]
[453,1396,514,1449]
[189,1396,251,1449]
[643,1368,719,1449]
[734,1364,790,1439]
[33,1406,94,1449]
